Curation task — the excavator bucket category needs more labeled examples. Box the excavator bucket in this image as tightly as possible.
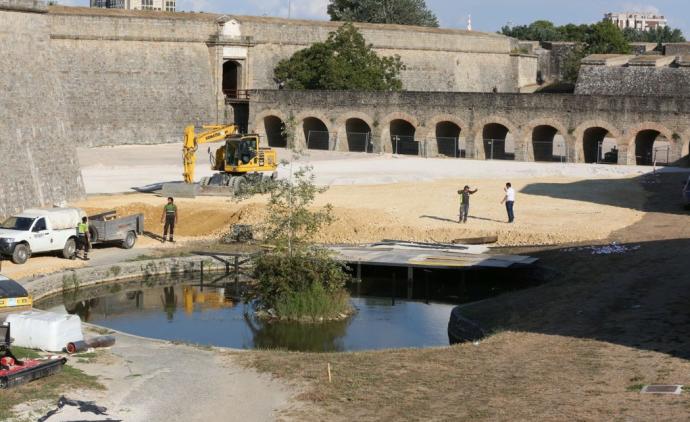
[160,182,199,198]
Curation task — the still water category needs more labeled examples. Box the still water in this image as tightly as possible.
[40,282,456,352]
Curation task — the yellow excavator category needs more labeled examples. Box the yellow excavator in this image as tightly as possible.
[182,124,278,192]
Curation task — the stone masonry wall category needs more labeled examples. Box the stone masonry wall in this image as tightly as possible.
[49,9,217,146]
[237,16,529,93]
[249,90,690,165]
[0,0,84,218]
[575,65,690,97]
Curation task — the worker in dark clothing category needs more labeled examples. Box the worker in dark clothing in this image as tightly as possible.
[457,185,478,223]
[76,216,90,260]
[160,197,178,242]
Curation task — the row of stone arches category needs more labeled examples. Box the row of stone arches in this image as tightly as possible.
[253,112,684,166]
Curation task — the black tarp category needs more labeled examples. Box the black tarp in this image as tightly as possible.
[0,277,28,299]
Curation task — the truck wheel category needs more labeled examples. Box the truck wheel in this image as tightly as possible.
[11,244,30,265]
[62,238,76,259]
[121,231,136,249]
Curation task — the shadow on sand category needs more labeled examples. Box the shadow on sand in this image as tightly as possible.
[520,171,690,214]
[461,172,690,360]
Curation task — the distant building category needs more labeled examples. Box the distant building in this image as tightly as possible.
[604,12,667,32]
[90,0,175,12]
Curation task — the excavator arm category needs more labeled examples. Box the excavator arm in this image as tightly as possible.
[182,124,238,183]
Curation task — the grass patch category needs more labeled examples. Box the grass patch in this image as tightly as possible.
[626,383,645,392]
[0,352,104,420]
[274,283,352,322]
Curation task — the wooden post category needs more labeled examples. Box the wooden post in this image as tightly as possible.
[234,256,239,284]
[424,270,430,304]
[391,272,396,306]
[356,261,362,297]
[200,261,204,291]
[407,267,414,299]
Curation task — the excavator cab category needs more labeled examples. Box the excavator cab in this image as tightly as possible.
[224,136,257,166]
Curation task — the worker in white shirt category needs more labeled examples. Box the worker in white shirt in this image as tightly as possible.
[500,182,515,223]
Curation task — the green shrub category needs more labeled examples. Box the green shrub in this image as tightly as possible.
[253,251,351,320]
[274,281,351,322]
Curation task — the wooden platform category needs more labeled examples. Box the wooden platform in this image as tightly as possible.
[329,241,538,270]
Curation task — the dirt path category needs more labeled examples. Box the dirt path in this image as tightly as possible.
[23,327,294,422]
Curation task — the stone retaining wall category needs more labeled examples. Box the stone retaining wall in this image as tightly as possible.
[22,255,235,301]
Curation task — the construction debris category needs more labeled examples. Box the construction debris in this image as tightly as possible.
[221,224,254,243]
[564,242,641,255]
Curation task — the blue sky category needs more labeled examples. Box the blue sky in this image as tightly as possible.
[61,0,689,36]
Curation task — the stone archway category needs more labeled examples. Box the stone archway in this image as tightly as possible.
[252,109,289,147]
[625,123,675,165]
[222,60,242,97]
[573,120,621,164]
[334,111,376,152]
[472,116,520,160]
[294,111,335,150]
[303,117,330,150]
[423,115,466,158]
[263,116,287,148]
[379,112,419,154]
[524,118,569,162]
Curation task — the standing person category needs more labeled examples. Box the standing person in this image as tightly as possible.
[457,185,478,223]
[501,182,515,223]
[76,216,90,260]
[161,197,178,242]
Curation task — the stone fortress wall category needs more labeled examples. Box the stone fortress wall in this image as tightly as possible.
[46,6,538,147]
[0,0,84,216]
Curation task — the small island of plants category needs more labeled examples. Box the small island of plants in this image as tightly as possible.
[242,162,354,322]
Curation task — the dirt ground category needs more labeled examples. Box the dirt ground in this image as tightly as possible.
[68,176,646,248]
[237,171,690,421]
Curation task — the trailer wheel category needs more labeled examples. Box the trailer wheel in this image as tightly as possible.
[121,231,136,249]
[62,238,76,259]
[89,227,98,243]
[11,243,30,265]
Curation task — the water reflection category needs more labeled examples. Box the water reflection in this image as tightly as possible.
[161,287,177,321]
[244,313,350,352]
[47,282,455,352]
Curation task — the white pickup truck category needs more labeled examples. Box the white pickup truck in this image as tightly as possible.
[0,208,144,265]
[0,208,84,264]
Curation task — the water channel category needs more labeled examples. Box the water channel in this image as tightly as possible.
[36,265,538,352]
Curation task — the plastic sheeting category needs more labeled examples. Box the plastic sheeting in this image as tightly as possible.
[19,208,85,231]
[5,310,83,352]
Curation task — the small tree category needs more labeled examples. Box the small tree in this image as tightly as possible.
[242,161,351,321]
[328,0,439,27]
[274,23,404,91]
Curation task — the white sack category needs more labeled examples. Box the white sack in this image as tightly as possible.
[21,208,85,230]
[5,310,83,352]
